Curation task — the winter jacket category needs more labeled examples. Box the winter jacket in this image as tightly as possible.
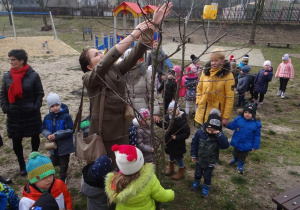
[83,41,148,168]
[137,127,159,163]
[19,178,73,210]
[176,75,186,97]
[105,163,174,210]
[254,67,273,94]
[125,62,160,115]
[190,123,229,168]
[157,79,177,101]
[195,61,235,124]
[275,59,294,79]
[227,114,261,152]
[236,73,252,94]
[185,76,198,101]
[41,103,74,156]
[0,182,19,210]
[0,66,44,138]
[156,111,190,158]
[147,49,166,82]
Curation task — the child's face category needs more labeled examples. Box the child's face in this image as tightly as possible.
[50,104,61,114]
[282,60,288,64]
[169,107,179,116]
[206,127,219,134]
[263,65,270,70]
[244,111,253,120]
[35,175,54,190]
[140,117,151,127]
[168,74,174,79]
[210,56,224,69]
[242,61,248,65]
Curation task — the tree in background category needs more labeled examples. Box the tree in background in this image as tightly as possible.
[37,0,51,31]
[249,0,265,44]
[1,0,14,25]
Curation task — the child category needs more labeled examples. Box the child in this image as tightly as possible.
[136,108,158,163]
[157,70,177,114]
[185,66,199,118]
[156,101,190,180]
[173,65,186,99]
[105,144,175,209]
[275,54,294,99]
[190,54,202,76]
[0,182,19,210]
[190,109,229,198]
[236,65,252,108]
[237,54,249,68]
[41,92,74,182]
[195,47,235,126]
[253,60,273,107]
[226,103,261,174]
[19,152,73,210]
[81,155,112,210]
[29,193,59,210]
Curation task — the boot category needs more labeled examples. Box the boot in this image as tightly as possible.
[237,161,245,175]
[18,158,27,177]
[172,167,185,180]
[0,176,12,184]
[201,184,211,198]
[165,161,175,176]
[191,180,200,191]
[229,158,237,166]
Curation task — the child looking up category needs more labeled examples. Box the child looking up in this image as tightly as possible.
[275,54,294,99]
[41,92,74,182]
[226,103,261,174]
[156,101,190,180]
[195,48,235,126]
[253,60,273,107]
[105,144,174,209]
[190,109,229,198]
[19,152,73,210]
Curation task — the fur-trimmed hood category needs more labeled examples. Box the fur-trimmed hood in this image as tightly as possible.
[203,60,231,78]
[105,163,154,204]
[237,108,261,121]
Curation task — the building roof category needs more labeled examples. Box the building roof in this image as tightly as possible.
[112,1,146,18]
[143,5,157,15]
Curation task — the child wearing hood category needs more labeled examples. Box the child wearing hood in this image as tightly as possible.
[184,66,199,117]
[190,109,229,198]
[156,101,190,180]
[41,92,74,182]
[275,54,294,99]
[173,65,186,99]
[236,65,252,108]
[226,103,262,175]
[105,144,174,210]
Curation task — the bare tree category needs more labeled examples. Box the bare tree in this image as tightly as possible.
[37,0,51,30]
[249,0,265,44]
[1,0,14,25]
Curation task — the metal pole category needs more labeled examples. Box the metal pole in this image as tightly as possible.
[49,11,58,40]
[206,19,210,38]
[10,11,17,42]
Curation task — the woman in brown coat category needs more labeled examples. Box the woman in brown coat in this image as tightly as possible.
[79,3,173,168]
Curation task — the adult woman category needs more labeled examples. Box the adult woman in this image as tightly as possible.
[0,49,44,176]
[79,3,172,168]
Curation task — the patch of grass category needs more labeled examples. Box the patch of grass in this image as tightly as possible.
[266,129,276,135]
[288,170,300,177]
[231,175,248,185]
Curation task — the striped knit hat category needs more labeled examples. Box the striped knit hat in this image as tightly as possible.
[26,152,55,184]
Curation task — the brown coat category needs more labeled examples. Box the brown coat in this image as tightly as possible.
[82,42,148,168]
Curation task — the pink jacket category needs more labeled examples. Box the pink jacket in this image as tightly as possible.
[176,75,186,97]
[275,59,294,79]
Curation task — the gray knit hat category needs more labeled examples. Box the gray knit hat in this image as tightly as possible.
[46,92,61,108]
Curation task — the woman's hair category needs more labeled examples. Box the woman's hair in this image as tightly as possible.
[110,171,140,203]
[209,47,225,60]
[8,49,28,65]
[79,49,91,73]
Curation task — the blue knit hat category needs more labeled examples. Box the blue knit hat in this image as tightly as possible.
[89,155,111,180]
[241,65,251,73]
[26,152,55,184]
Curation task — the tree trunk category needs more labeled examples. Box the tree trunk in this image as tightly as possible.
[249,0,265,44]
[8,12,13,25]
[42,14,48,27]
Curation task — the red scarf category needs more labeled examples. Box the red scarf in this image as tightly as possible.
[8,64,29,103]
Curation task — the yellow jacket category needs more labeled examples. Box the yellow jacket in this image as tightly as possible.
[195,61,235,124]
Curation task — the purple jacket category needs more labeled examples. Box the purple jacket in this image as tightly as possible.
[254,67,273,94]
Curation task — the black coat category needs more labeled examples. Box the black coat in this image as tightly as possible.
[0,66,44,138]
[157,111,190,158]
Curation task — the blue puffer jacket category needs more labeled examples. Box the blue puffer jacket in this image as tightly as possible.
[254,67,273,94]
[41,103,74,156]
[184,76,198,101]
[227,115,261,151]
[236,73,252,94]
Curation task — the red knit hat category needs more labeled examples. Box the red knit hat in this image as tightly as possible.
[111,144,144,175]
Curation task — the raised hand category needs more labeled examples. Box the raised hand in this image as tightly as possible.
[153,2,173,25]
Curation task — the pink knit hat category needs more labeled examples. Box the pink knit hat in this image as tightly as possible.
[173,65,181,75]
[186,66,197,78]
